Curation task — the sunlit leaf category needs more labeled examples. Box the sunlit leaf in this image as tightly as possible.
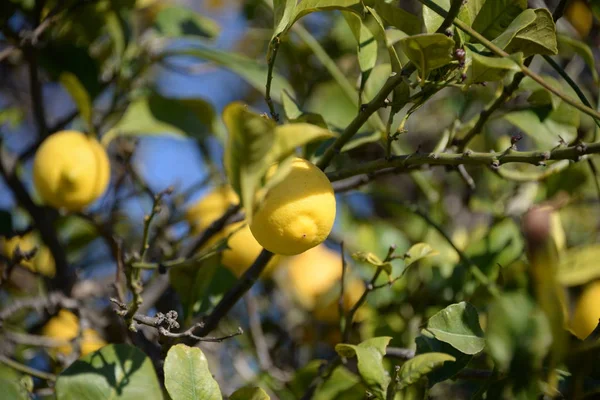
[164,344,222,400]
[59,72,93,133]
[230,387,270,400]
[397,352,456,389]
[352,251,392,275]
[404,243,439,268]
[424,302,485,355]
[398,33,454,78]
[471,0,527,40]
[56,344,162,400]
[558,245,600,286]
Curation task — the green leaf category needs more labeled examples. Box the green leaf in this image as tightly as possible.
[169,254,220,321]
[273,123,337,157]
[397,353,456,389]
[272,0,297,39]
[352,251,392,275]
[155,5,220,38]
[522,75,563,109]
[486,292,552,372]
[342,12,378,76]
[164,344,222,400]
[415,333,473,386]
[59,72,93,133]
[281,90,303,120]
[102,92,215,145]
[471,0,527,40]
[366,7,402,73]
[398,33,454,79]
[503,107,578,148]
[503,9,558,57]
[491,8,537,50]
[424,302,485,355]
[422,0,484,36]
[465,51,522,85]
[0,365,29,400]
[335,337,392,399]
[56,344,162,400]
[557,34,599,84]
[229,387,270,400]
[291,0,362,31]
[288,360,362,400]
[162,44,294,100]
[371,0,421,36]
[223,103,276,211]
[403,243,439,268]
[558,245,600,286]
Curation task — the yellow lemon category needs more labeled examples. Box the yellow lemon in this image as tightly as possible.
[250,157,336,256]
[33,130,110,212]
[186,186,279,277]
[1,233,55,278]
[570,281,600,340]
[42,310,106,357]
[285,244,343,309]
[185,185,240,233]
[565,0,593,38]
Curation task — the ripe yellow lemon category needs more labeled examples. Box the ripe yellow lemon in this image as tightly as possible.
[33,130,110,211]
[570,281,600,340]
[186,186,279,277]
[1,233,55,278]
[42,310,107,357]
[250,157,336,256]
[565,0,593,38]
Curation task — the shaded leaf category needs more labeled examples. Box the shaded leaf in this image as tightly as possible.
[557,34,598,84]
[397,353,456,389]
[471,0,527,40]
[164,344,222,400]
[465,51,522,85]
[102,92,215,145]
[335,337,392,399]
[342,12,378,77]
[491,8,537,50]
[223,103,276,212]
[56,344,162,400]
[352,251,392,275]
[0,365,29,400]
[288,360,362,400]
[415,333,473,386]
[404,243,439,267]
[371,0,421,36]
[273,0,296,39]
[291,0,362,30]
[424,302,485,355]
[398,33,454,78]
[59,72,93,133]
[486,292,552,372]
[155,5,220,38]
[230,387,269,400]
[281,90,303,120]
[500,9,558,57]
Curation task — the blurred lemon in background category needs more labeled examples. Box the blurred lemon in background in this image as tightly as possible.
[1,233,55,278]
[42,310,106,357]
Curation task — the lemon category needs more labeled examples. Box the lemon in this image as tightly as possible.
[570,281,600,340]
[41,310,107,357]
[282,244,365,322]
[565,0,593,38]
[1,233,55,277]
[250,157,336,256]
[33,130,110,211]
[186,186,279,277]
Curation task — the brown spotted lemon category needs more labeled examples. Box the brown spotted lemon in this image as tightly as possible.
[33,130,110,212]
[250,157,336,256]
[41,310,106,357]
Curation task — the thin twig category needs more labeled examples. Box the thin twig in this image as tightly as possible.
[265,37,280,122]
[183,204,241,258]
[326,141,600,182]
[338,242,347,335]
[0,354,56,381]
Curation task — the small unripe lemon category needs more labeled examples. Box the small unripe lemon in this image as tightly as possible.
[570,281,600,340]
[250,157,336,256]
[33,130,110,211]
[186,186,279,277]
[41,310,106,357]
[1,233,55,278]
